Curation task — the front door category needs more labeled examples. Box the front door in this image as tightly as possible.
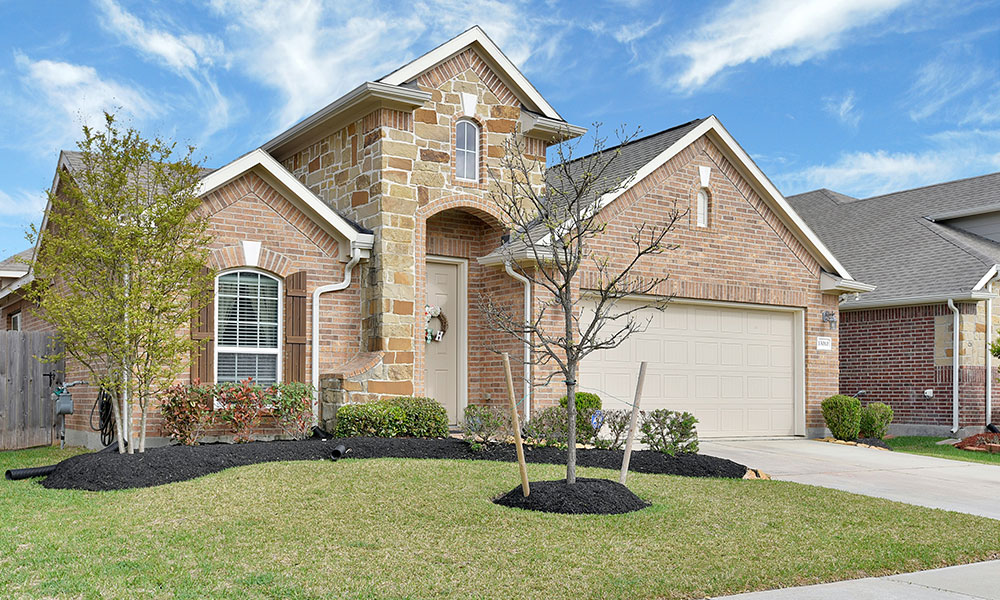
[424,258,466,424]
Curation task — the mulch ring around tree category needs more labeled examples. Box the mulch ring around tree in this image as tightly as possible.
[494,478,650,515]
[38,436,749,492]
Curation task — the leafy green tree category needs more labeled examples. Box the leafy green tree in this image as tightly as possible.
[25,113,213,453]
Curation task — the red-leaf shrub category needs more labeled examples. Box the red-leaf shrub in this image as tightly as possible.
[216,379,265,443]
[158,380,215,445]
[266,382,315,439]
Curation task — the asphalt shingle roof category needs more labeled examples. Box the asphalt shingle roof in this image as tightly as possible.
[0,248,32,272]
[787,173,1000,307]
[488,118,706,258]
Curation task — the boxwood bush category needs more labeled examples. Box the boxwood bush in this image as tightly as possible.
[821,394,861,441]
[334,396,449,438]
[859,401,893,439]
[559,391,602,444]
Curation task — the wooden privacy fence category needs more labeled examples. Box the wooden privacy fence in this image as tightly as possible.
[0,331,63,450]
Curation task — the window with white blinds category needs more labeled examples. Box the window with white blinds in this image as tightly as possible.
[455,119,479,181]
[215,271,281,386]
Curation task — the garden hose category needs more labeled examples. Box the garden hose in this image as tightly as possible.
[90,388,117,447]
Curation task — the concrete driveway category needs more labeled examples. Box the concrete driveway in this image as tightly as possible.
[700,438,1000,519]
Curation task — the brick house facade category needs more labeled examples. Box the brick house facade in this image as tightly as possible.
[1,26,868,448]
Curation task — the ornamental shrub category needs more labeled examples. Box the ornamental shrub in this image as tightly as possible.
[158,380,214,445]
[639,409,699,455]
[596,409,632,450]
[559,391,602,444]
[462,404,512,447]
[524,405,569,448]
[859,402,893,439]
[266,382,315,440]
[334,396,449,438]
[216,379,266,443]
[821,394,861,441]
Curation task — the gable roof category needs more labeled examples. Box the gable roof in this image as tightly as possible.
[379,26,562,121]
[0,248,32,278]
[264,26,578,159]
[483,115,864,290]
[787,172,1000,309]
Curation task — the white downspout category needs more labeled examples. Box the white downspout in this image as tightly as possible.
[311,249,364,426]
[948,299,960,434]
[505,261,531,421]
[986,280,998,425]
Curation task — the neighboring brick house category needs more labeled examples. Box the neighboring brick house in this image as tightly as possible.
[0,26,869,447]
[789,173,1000,437]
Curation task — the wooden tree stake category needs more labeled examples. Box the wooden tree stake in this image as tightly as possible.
[620,361,647,485]
[502,352,530,497]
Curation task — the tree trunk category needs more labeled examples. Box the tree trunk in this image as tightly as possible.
[566,365,577,484]
[123,373,134,454]
[139,391,147,453]
[110,389,126,454]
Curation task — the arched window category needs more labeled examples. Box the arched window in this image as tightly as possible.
[697,189,709,228]
[215,270,281,386]
[455,119,479,182]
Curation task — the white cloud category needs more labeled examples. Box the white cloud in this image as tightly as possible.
[94,0,231,137]
[824,90,861,128]
[10,52,159,151]
[206,0,557,133]
[0,188,47,218]
[95,0,224,73]
[908,51,994,122]
[671,0,911,90]
[778,129,1000,197]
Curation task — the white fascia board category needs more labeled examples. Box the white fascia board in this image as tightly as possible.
[0,269,28,278]
[195,149,374,254]
[973,265,999,290]
[820,271,876,293]
[0,273,33,302]
[379,26,563,121]
[521,113,587,142]
[840,291,997,310]
[261,82,430,158]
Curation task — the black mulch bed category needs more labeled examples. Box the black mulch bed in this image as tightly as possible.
[40,436,748,492]
[857,437,891,450]
[494,478,649,515]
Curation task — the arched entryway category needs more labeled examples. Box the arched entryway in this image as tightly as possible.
[418,204,525,424]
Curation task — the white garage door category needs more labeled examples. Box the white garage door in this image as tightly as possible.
[579,300,799,438]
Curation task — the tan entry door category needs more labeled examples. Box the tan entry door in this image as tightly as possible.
[580,300,799,437]
[424,259,466,424]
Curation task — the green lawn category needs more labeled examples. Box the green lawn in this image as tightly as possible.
[2,447,1000,600]
[886,436,1000,466]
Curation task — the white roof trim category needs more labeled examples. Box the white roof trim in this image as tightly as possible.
[973,264,999,291]
[196,149,374,253]
[539,116,857,282]
[379,26,563,121]
[820,271,876,293]
[0,272,33,302]
[0,269,28,278]
[840,291,997,310]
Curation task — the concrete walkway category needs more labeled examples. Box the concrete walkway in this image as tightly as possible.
[700,438,1000,519]
[712,560,1000,599]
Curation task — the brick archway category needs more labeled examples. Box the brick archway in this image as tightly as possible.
[417,194,506,230]
[208,245,296,278]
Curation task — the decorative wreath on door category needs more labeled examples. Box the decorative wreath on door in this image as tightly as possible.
[424,304,449,343]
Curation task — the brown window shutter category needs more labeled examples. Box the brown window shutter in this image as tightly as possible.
[284,270,308,383]
[191,266,214,384]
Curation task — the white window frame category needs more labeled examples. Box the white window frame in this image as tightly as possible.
[455,119,479,182]
[213,268,283,387]
[10,311,20,331]
[697,188,709,228]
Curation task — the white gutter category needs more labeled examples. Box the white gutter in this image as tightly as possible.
[948,299,961,434]
[505,262,531,421]
[840,291,997,310]
[987,278,999,425]
[311,248,366,425]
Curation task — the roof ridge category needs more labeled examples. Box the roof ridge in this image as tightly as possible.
[553,117,706,169]
[861,170,1000,202]
[918,218,996,268]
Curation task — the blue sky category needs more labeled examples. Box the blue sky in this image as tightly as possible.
[1,0,998,257]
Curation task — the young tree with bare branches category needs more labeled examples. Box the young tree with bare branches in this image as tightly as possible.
[481,126,684,484]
